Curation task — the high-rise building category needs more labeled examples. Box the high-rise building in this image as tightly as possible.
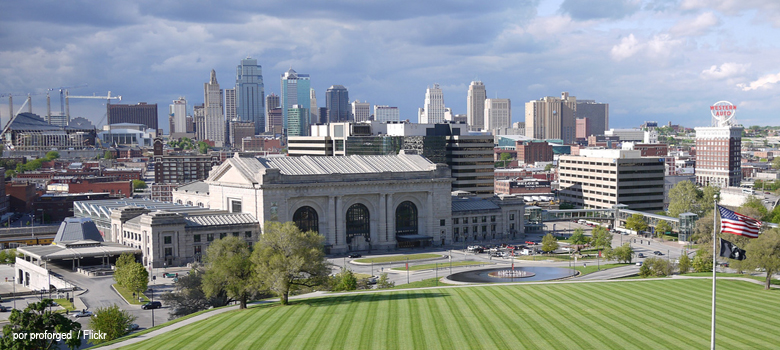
[266,93,280,132]
[576,100,609,136]
[224,88,236,121]
[267,108,283,135]
[310,88,319,125]
[318,107,328,124]
[695,126,742,188]
[107,103,158,131]
[525,92,577,144]
[204,69,226,147]
[483,98,511,131]
[287,105,309,137]
[351,100,370,122]
[467,81,486,130]
[170,97,187,133]
[374,106,400,122]
[326,85,350,122]
[418,84,445,124]
[236,58,265,134]
[575,118,590,140]
[229,120,255,147]
[280,68,311,130]
[194,104,205,140]
[559,149,665,211]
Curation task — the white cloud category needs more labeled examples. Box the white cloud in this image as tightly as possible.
[670,12,720,36]
[700,62,749,80]
[681,0,780,27]
[738,72,780,91]
[610,34,641,61]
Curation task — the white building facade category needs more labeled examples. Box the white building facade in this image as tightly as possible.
[351,100,370,122]
[374,106,400,122]
[484,98,511,132]
[418,84,446,124]
[204,70,226,147]
[467,81,486,131]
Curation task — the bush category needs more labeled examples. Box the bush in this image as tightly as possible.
[639,257,672,278]
[692,249,713,273]
[376,273,395,289]
[678,254,692,274]
[332,268,357,291]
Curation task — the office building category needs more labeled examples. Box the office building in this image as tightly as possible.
[280,68,311,130]
[467,81,486,131]
[418,84,445,124]
[374,106,400,122]
[194,104,205,140]
[236,58,265,134]
[483,98,511,131]
[525,92,576,145]
[351,100,370,122]
[224,88,236,121]
[229,120,255,147]
[576,118,590,139]
[107,103,158,131]
[170,97,188,133]
[326,85,350,122]
[558,149,665,211]
[516,140,553,165]
[695,126,743,187]
[204,69,226,147]
[576,100,609,136]
[287,105,309,137]
[310,88,318,125]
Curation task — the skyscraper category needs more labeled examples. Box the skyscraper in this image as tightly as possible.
[310,88,319,125]
[287,105,308,137]
[525,92,577,144]
[351,100,370,122]
[280,68,311,130]
[170,97,187,134]
[204,69,226,147]
[484,98,511,131]
[107,103,158,131]
[224,88,236,121]
[418,84,445,124]
[236,58,265,134]
[467,81,486,130]
[576,100,609,136]
[374,105,400,122]
[326,85,350,122]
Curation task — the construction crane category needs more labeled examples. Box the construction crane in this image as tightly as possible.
[65,90,121,125]
[49,84,87,116]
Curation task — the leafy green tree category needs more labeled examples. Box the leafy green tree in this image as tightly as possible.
[625,214,648,234]
[45,151,59,160]
[740,196,768,221]
[655,220,673,240]
[772,157,780,170]
[541,233,558,254]
[692,249,713,273]
[114,253,148,299]
[570,228,589,253]
[609,243,633,263]
[160,264,232,319]
[332,268,358,291]
[743,228,780,290]
[678,254,692,274]
[544,163,554,171]
[197,141,210,154]
[376,273,395,289]
[252,221,330,305]
[132,180,147,191]
[639,257,671,277]
[203,236,254,309]
[0,299,81,350]
[591,226,613,251]
[88,304,136,344]
[667,181,700,217]
[699,185,720,216]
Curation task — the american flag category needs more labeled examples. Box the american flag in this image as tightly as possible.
[718,205,762,238]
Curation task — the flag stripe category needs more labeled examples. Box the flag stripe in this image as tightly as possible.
[718,205,762,239]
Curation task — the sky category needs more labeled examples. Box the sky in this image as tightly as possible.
[2,0,780,133]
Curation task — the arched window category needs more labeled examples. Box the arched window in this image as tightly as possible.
[293,206,319,233]
[176,200,183,204]
[186,201,193,206]
[346,203,370,242]
[395,201,418,237]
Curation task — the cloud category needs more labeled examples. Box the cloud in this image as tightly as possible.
[559,0,641,20]
[610,33,684,63]
[738,72,780,91]
[700,62,749,80]
[681,0,780,26]
[610,34,641,61]
[670,12,721,36]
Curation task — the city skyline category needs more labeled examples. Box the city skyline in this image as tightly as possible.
[2,1,780,132]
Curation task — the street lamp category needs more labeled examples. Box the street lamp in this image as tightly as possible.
[406,257,409,285]
[150,288,155,328]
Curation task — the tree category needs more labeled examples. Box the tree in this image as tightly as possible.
[743,228,780,290]
[114,253,148,299]
[160,264,232,319]
[772,157,780,170]
[544,163,554,172]
[591,226,613,251]
[104,150,115,159]
[45,151,59,160]
[692,210,716,244]
[667,181,700,217]
[252,221,330,305]
[625,214,648,235]
[88,304,136,344]
[0,299,81,350]
[332,268,358,291]
[541,233,558,254]
[639,257,672,277]
[692,249,713,273]
[498,152,512,167]
[376,273,395,289]
[655,220,673,240]
[570,228,589,253]
[132,180,147,192]
[610,243,633,263]
[740,196,768,221]
[678,254,692,274]
[203,236,254,309]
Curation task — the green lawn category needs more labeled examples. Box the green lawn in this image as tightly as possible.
[682,272,780,285]
[353,253,442,263]
[116,279,780,350]
[570,263,631,276]
[113,284,149,305]
[53,298,75,312]
[390,261,490,271]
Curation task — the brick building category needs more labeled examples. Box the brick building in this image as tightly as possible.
[515,140,553,165]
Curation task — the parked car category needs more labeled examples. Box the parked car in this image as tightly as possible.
[366,276,378,285]
[637,253,645,258]
[347,253,362,258]
[0,305,10,312]
[653,251,663,256]
[74,310,93,317]
[163,273,176,278]
[127,323,140,332]
[636,261,643,266]
[142,301,162,310]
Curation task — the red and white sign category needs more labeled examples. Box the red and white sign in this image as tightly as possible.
[710,101,737,119]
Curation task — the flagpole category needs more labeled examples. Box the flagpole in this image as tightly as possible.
[711,200,717,350]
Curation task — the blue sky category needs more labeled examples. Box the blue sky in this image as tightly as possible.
[1,0,780,132]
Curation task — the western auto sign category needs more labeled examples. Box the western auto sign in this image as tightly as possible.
[710,101,737,119]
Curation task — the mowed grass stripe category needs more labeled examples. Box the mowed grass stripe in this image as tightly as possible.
[342,293,376,350]
[469,287,527,346]
[268,302,323,350]
[301,296,344,349]
[395,291,416,349]
[492,286,556,349]
[522,285,597,347]
[421,291,456,350]
[217,304,286,349]
[176,309,251,349]
[439,287,483,349]
[565,283,672,349]
[486,287,543,349]
[384,292,400,350]
[529,284,619,349]
[550,285,635,349]
[357,293,381,350]
[371,293,392,350]
[716,281,780,327]
[408,292,429,350]
[329,293,363,350]
[505,286,577,349]
[453,287,515,349]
